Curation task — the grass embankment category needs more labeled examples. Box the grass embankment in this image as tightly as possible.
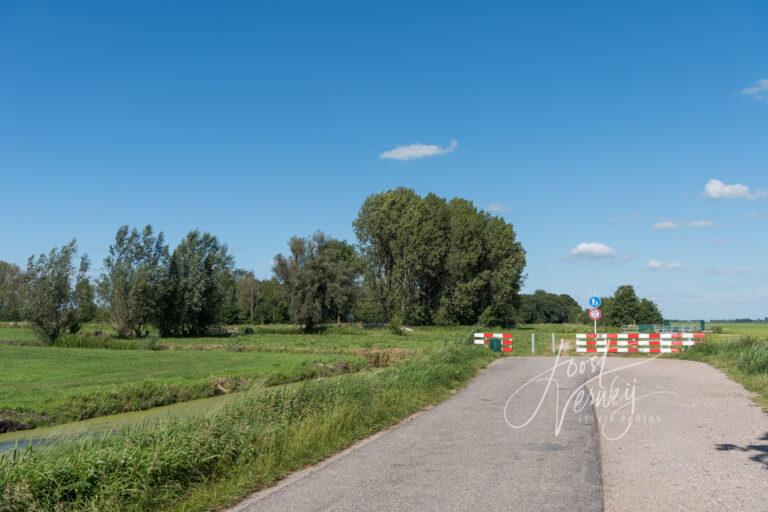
[677,334,768,410]
[0,346,365,431]
[0,343,496,512]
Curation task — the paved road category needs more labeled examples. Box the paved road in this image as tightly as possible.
[230,357,768,512]
[230,357,604,512]
[588,358,768,512]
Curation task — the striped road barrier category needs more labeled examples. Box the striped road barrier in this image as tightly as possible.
[576,333,705,354]
[474,332,513,353]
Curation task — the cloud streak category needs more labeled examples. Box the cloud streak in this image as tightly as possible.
[645,259,685,271]
[652,220,677,230]
[739,79,768,103]
[652,219,716,230]
[709,266,752,276]
[379,139,458,161]
[703,179,767,200]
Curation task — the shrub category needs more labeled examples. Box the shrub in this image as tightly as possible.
[389,314,405,336]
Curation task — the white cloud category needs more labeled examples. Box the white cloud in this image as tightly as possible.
[645,259,685,271]
[487,203,510,213]
[739,79,768,103]
[570,242,617,259]
[712,238,730,247]
[379,139,458,161]
[685,220,717,228]
[652,220,678,230]
[748,211,759,218]
[703,179,767,200]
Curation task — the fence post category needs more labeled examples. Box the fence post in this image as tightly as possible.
[531,333,535,353]
[551,332,555,354]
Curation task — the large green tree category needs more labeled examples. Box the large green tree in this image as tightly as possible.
[21,240,85,341]
[353,189,526,326]
[273,232,361,331]
[157,230,234,337]
[98,225,169,338]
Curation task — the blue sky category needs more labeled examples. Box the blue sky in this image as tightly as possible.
[1,1,766,319]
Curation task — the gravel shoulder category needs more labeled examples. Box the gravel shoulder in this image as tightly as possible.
[587,357,768,512]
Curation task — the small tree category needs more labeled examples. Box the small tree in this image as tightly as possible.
[157,230,234,337]
[235,270,259,323]
[601,285,663,326]
[21,240,81,342]
[98,225,169,338]
[322,239,362,325]
[72,254,97,331]
[636,298,663,324]
[273,232,361,331]
[0,261,24,321]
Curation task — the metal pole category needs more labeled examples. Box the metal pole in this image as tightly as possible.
[594,319,597,335]
[551,332,555,353]
[531,333,535,353]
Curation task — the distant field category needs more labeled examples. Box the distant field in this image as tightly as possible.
[156,323,599,356]
[708,322,768,339]
[0,327,39,343]
[0,345,365,428]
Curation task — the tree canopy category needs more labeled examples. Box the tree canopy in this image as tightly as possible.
[157,230,235,337]
[353,188,526,326]
[21,240,85,341]
[518,290,581,324]
[600,285,663,326]
[273,232,361,331]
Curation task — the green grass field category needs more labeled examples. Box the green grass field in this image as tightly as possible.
[0,345,365,429]
[0,344,496,512]
[158,323,596,356]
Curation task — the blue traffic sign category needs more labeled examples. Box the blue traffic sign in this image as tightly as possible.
[589,296,602,308]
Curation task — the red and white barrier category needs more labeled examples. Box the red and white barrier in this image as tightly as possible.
[474,332,513,352]
[576,333,704,354]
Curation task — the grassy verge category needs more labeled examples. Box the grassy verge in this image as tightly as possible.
[0,344,496,511]
[0,346,365,431]
[676,335,768,410]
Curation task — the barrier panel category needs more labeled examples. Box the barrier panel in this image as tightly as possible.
[474,332,513,353]
[575,333,704,354]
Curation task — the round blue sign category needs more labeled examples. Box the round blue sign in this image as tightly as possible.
[589,296,602,308]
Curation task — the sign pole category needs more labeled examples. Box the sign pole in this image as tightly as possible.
[588,296,602,336]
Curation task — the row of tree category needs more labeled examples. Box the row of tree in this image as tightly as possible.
[0,189,665,339]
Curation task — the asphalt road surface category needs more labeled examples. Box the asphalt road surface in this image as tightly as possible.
[589,358,768,512]
[230,356,768,512]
